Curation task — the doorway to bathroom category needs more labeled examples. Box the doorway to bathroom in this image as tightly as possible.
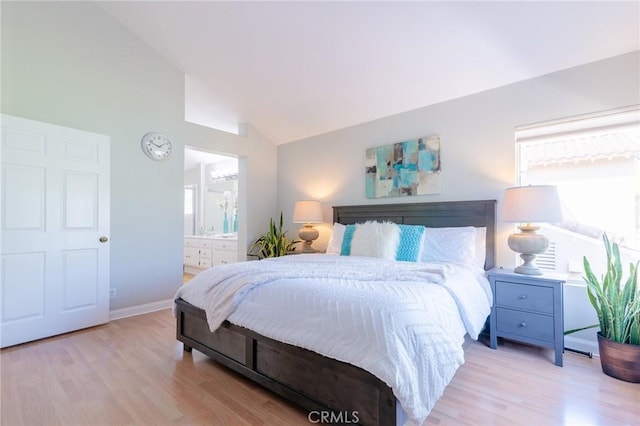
[184,147,238,236]
[183,147,239,276]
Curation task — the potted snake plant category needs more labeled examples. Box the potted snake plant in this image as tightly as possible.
[580,234,640,382]
[248,212,300,259]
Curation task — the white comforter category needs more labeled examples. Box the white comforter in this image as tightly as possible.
[174,255,492,426]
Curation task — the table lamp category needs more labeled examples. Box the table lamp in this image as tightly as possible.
[292,200,323,253]
[502,185,563,275]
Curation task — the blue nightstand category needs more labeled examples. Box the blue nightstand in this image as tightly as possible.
[488,267,566,366]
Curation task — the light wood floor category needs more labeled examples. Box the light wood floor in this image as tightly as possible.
[1,309,638,426]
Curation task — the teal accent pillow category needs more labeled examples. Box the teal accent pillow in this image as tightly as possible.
[396,224,426,262]
[340,224,357,255]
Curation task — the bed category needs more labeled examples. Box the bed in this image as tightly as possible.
[174,200,496,426]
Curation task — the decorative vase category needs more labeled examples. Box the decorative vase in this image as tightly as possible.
[233,211,238,233]
[597,332,640,383]
[223,212,229,234]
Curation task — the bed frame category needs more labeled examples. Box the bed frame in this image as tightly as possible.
[175,200,496,425]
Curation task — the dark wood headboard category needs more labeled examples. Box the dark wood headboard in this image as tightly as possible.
[333,200,496,270]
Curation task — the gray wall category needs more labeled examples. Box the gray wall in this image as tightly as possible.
[2,2,278,311]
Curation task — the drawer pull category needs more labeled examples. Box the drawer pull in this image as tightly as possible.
[519,295,527,300]
[519,322,527,328]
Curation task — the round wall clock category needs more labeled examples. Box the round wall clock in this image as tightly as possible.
[141,132,172,161]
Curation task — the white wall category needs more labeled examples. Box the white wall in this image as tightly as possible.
[1,2,278,311]
[277,51,640,352]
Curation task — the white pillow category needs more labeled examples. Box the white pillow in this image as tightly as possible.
[350,221,400,260]
[475,227,487,269]
[329,222,486,265]
[421,226,478,268]
[326,222,346,255]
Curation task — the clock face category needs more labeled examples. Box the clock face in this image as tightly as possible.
[141,132,172,161]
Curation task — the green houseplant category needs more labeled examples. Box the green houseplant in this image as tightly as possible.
[248,212,300,259]
[582,234,639,382]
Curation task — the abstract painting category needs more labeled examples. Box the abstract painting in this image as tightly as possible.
[365,135,441,198]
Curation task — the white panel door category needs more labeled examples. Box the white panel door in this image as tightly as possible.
[1,114,110,348]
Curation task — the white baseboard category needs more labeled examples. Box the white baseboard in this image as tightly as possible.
[109,299,173,321]
[565,336,599,357]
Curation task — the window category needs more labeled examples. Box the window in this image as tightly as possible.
[516,106,640,251]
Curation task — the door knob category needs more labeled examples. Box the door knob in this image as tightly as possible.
[99,236,109,243]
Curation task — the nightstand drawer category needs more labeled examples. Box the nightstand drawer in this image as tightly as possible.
[495,281,554,314]
[496,308,555,342]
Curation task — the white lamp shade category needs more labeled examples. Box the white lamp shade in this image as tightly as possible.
[502,185,564,223]
[292,200,323,224]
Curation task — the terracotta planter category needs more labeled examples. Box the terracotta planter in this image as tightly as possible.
[597,332,640,383]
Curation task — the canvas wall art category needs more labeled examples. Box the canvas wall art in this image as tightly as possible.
[365,135,441,198]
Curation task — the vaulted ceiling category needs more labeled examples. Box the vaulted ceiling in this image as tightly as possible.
[99,1,639,145]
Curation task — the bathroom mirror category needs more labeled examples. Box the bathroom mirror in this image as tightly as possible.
[204,179,238,234]
[184,185,197,235]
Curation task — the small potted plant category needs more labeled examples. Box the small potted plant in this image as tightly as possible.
[248,212,300,259]
[582,234,639,382]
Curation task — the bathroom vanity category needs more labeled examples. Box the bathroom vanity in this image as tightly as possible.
[183,235,238,274]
